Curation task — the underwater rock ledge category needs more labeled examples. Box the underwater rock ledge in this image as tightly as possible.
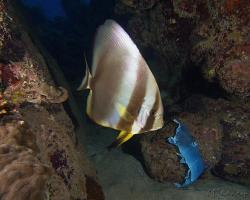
[115,0,250,99]
[116,0,250,186]
[0,0,104,199]
[140,95,250,186]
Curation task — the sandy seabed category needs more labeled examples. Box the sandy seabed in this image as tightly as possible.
[82,120,250,200]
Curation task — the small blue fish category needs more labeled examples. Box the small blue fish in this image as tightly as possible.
[167,119,206,187]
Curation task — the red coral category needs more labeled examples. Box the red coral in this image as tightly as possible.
[0,63,19,87]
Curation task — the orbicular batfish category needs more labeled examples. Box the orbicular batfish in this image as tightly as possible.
[78,19,164,147]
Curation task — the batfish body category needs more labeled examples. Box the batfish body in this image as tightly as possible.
[78,19,164,146]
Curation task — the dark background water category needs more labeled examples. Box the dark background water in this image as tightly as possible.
[21,0,66,19]
[20,0,116,89]
[19,0,226,108]
[21,0,93,19]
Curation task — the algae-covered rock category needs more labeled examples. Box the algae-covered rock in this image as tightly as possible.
[0,103,50,200]
[0,144,50,200]
[116,0,250,98]
[190,0,250,98]
[140,95,250,185]
[140,123,186,183]
[115,0,195,105]
[0,0,104,199]
[213,99,250,185]
[119,0,159,10]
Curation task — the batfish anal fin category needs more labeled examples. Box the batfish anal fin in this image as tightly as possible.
[108,131,134,150]
[77,54,92,91]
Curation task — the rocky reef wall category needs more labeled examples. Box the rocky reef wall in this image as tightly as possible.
[116,0,250,186]
[4,0,249,195]
[0,0,104,199]
[115,0,250,100]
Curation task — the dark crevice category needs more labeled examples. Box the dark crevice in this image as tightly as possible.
[180,61,229,100]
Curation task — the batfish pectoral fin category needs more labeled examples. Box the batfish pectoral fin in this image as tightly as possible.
[108,131,134,150]
[77,54,92,91]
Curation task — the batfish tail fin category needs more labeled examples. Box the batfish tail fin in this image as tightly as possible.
[108,131,134,150]
[77,54,92,91]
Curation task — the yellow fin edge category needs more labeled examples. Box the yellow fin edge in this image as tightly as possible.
[108,131,134,149]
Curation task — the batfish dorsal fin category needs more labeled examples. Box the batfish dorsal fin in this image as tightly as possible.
[92,19,143,75]
[77,54,92,91]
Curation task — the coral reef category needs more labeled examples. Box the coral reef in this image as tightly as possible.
[5,0,248,194]
[0,0,103,199]
[185,0,250,182]
[190,0,250,98]
[0,144,50,200]
[115,0,250,98]
[119,0,159,10]
[116,0,250,186]
[140,95,250,185]
[178,96,224,169]
[19,103,96,199]
[213,99,250,185]
[141,96,222,182]
[115,0,196,105]
[0,1,50,198]
[0,144,49,200]
[140,123,186,183]
[0,61,68,104]
[0,111,50,200]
